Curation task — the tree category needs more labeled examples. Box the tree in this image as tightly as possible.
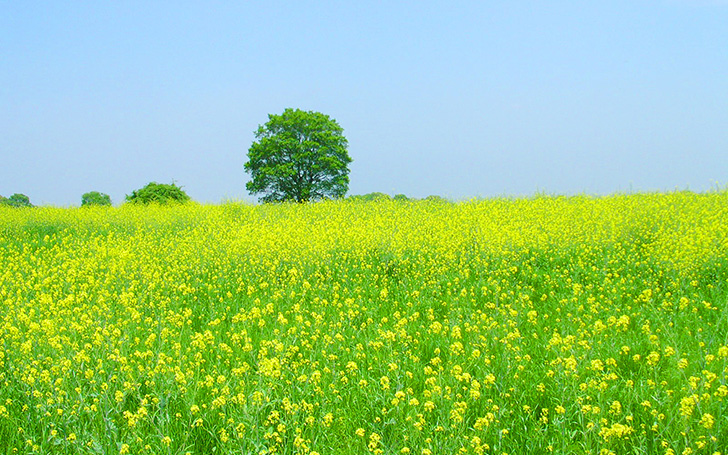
[0,193,33,208]
[245,108,352,203]
[125,182,190,204]
[81,191,112,207]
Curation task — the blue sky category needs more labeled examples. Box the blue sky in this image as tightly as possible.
[2,1,727,205]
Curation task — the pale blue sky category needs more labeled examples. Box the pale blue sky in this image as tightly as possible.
[2,1,727,205]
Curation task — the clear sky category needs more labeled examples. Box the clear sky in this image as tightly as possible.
[2,1,727,205]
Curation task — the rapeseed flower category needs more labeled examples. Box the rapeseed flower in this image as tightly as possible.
[0,193,726,453]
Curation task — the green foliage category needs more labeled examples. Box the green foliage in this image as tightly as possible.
[125,182,190,205]
[348,193,436,202]
[0,193,33,208]
[81,191,112,207]
[347,192,391,202]
[245,108,352,203]
[424,195,448,203]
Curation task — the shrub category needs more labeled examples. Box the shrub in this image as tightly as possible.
[393,194,409,201]
[125,182,190,205]
[81,191,112,207]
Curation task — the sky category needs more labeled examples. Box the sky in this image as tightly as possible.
[1,1,727,206]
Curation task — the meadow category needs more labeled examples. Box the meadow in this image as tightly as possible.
[1,192,727,455]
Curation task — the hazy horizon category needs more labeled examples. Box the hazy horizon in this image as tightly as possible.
[2,2,727,206]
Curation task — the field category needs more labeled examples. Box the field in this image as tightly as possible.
[1,192,727,455]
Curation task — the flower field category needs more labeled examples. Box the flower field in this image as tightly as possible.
[1,192,728,454]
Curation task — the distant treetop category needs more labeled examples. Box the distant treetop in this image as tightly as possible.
[82,191,112,207]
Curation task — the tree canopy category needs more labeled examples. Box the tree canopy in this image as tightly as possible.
[245,108,352,203]
[0,193,33,208]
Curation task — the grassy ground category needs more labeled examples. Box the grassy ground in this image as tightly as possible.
[1,192,727,454]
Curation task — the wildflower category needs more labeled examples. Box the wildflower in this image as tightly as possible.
[323,412,334,426]
[610,401,622,415]
[699,413,715,429]
[599,423,633,441]
[368,432,382,451]
[679,396,697,417]
[380,376,390,390]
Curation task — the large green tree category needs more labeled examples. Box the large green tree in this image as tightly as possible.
[245,108,352,203]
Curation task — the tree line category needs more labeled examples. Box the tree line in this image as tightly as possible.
[4,108,443,207]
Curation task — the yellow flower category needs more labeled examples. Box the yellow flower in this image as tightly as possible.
[323,412,334,426]
[599,423,633,441]
[699,413,715,429]
[718,346,728,358]
[368,432,382,451]
[610,401,622,415]
[680,396,697,417]
[646,351,661,366]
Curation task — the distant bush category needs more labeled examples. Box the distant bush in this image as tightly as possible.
[0,193,33,208]
[81,191,112,207]
[348,192,391,202]
[125,182,190,205]
[346,193,445,202]
[424,195,448,203]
